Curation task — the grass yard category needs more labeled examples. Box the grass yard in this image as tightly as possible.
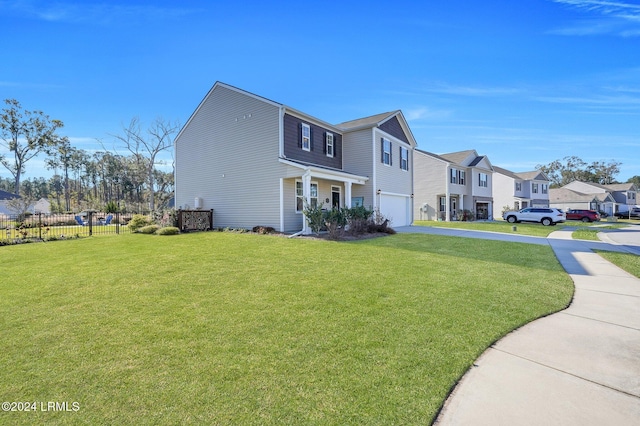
[414,220,559,237]
[596,250,640,278]
[0,232,573,425]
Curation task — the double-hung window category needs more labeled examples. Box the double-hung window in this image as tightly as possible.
[532,183,539,194]
[450,168,457,184]
[542,184,548,194]
[296,181,318,212]
[400,147,408,171]
[479,173,488,188]
[457,170,465,185]
[382,138,391,165]
[515,182,522,192]
[326,132,334,157]
[301,123,311,151]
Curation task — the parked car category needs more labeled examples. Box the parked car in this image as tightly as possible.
[565,209,601,222]
[614,208,640,219]
[503,208,566,226]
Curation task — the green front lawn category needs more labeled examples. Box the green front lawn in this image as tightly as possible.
[0,232,573,425]
[414,220,557,237]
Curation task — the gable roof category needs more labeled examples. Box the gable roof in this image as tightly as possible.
[0,189,19,201]
[336,111,399,130]
[493,167,550,182]
[549,187,615,203]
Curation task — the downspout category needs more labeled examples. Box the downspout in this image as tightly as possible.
[445,165,450,221]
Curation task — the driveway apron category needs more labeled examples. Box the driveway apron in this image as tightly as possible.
[394,226,640,425]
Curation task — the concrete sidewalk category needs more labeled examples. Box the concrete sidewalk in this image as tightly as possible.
[394,226,640,425]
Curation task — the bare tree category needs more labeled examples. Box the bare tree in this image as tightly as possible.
[113,117,179,211]
[0,99,63,194]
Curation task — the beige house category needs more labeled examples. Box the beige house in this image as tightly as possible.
[414,149,493,221]
[550,181,637,216]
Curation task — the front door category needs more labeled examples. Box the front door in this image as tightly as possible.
[331,186,341,209]
[451,197,457,220]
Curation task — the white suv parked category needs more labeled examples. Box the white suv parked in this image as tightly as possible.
[502,208,566,226]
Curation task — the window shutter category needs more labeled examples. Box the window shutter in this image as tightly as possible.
[310,127,314,151]
[298,123,302,148]
[323,132,327,154]
[399,146,402,169]
[389,142,393,166]
[381,138,384,163]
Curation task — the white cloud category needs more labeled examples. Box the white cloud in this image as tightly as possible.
[550,0,640,36]
[0,1,197,25]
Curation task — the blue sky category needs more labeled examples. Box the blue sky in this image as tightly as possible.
[1,0,639,181]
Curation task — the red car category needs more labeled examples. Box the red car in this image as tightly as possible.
[566,209,601,222]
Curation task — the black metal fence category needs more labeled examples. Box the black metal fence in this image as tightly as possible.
[0,211,139,244]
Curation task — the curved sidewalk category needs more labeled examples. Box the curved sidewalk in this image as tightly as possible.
[395,226,640,425]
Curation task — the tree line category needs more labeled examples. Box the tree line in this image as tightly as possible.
[0,99,178,213]
[536,156,639,188]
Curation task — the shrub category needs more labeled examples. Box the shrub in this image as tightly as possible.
[105,200,119,213]
[324,208,347,240]
[252,226,276,234]
[137,224,160,234]
[156,226,180,235]
[344,205,373,235]
[128,214,152,231]
[303,201,325,235]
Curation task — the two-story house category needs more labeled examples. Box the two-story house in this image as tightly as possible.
[550,181,638,216]
[174,82,416,233]
[413,149,493,221]
[492,167,551,218]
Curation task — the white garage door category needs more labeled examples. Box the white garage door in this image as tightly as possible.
[380,194,410,227]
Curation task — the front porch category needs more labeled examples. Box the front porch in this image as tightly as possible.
[280,159,368,234]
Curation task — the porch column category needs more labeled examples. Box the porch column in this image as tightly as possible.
[445,166,451,221]
[460,194,464,212]
[302,171,312,234]
[345,182,352,208]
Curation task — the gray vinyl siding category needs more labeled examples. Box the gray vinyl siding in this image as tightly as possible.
[175,84,282,229]
[283,113,342,169]
[373,129,413,196]
[413,151,448,220]
[343,128,375,208]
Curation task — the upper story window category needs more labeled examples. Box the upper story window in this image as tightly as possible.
[301,123,311,152]
[457,170,465,185]
[325,132,334,157]
[382,138,392,165]
[479,173,488,188]
[532,183,539,194]
[628,191,636,200]
[450,168,457,184]
[515,182,522,192]
[400,146,409,171]
[542,184,548,194]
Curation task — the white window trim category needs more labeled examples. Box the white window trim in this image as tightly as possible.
[382,138,391,166]
[479,173,488,188]
[400,146,409,171]
[295,179,318,213]
[301,123,311,152]
[326,132,334,157]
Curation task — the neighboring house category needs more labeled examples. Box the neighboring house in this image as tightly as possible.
[492,167,551,219]
[33,198,51,214]
[0,189,20,216]
[414,149,493,221]
[549,187,616,215]
[174,82,416,233]
[548,181,637,216]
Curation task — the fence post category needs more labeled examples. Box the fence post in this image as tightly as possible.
[116,212,120,235]
[88,211,93,236]
[38,212,42,240]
